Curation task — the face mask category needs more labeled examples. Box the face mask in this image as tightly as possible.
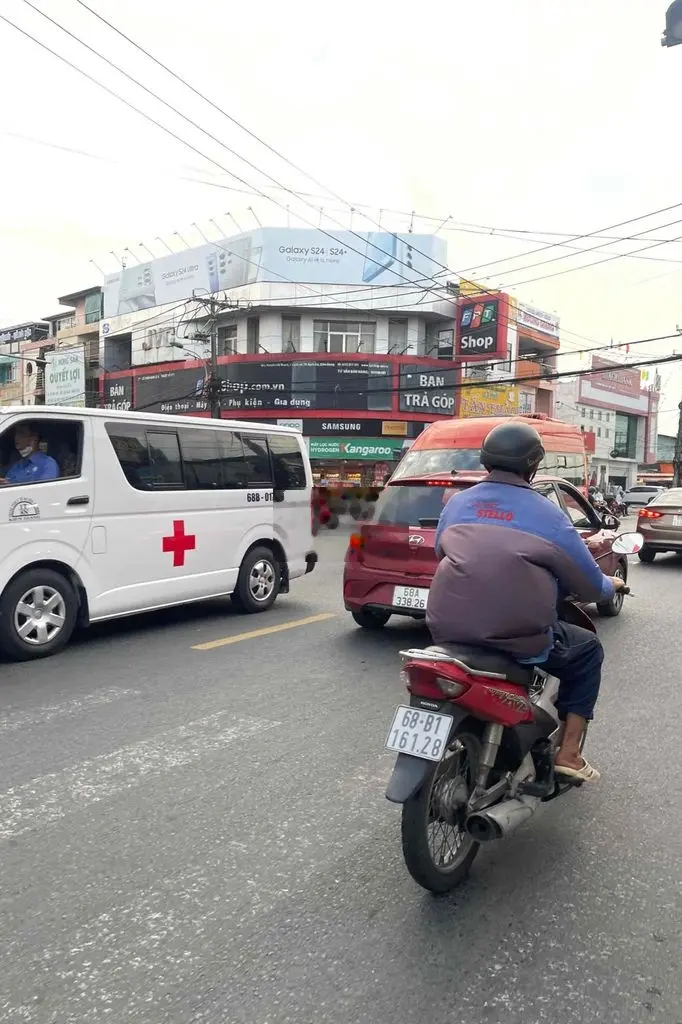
[17,445,33,459]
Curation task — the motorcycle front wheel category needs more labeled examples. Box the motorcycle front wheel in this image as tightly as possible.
[401,730,481,895]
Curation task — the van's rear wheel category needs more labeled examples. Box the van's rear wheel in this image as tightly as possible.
[0,568,78,661]
[232,546,281,614]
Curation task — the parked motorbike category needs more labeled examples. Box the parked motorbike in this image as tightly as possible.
[384,532,643,894]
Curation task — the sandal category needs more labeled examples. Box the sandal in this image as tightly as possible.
[554,758,601,783]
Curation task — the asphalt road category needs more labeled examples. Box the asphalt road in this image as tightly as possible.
[1,525,680,1024]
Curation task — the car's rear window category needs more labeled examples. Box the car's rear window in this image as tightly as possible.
[372,482,467,526]
[650,488,682,505]
[628,486,659,493]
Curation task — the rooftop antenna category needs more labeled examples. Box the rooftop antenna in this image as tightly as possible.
[192,222,211,244]
[225,211,243,232]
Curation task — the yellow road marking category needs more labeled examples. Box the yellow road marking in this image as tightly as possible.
[192,612,336,651]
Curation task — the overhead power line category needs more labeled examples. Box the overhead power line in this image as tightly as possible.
[19,1,682,312]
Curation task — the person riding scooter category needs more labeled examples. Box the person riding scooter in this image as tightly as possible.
[426,421,625,783]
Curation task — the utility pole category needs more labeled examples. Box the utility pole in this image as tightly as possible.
[207,295,221,419]
[674,400,682,487]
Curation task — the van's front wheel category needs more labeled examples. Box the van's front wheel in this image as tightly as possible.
[232,547,281,614]
[0,568,78,661]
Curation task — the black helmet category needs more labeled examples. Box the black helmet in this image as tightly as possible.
[480,421,545,478]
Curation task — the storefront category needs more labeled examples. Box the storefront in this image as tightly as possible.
[307,437,406,486]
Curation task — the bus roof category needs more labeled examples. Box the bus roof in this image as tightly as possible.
[410,415,584,452]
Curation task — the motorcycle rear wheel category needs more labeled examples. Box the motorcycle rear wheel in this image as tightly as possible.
[401,730,481,895]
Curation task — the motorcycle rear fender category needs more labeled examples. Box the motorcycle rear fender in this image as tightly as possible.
[385,705,471,804]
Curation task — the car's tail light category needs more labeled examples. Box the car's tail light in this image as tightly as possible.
[639,508,663,519]
[349,533,365,551]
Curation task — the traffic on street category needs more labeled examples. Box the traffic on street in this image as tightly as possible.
[1,519,680,1023]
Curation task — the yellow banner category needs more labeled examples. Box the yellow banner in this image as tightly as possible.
[459,278,498,298]
[460,382,519,418]
[381,420,408,437]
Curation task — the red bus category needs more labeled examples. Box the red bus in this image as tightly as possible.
[392,415,588,491]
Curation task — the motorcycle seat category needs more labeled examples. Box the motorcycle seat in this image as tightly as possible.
[423,643,536,688]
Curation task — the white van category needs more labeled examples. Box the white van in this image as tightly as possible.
[0,407,317,661]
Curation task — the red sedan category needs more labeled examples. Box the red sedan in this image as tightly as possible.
[343,472,627,629]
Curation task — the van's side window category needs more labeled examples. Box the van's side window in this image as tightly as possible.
[147,432,183,487]
[0,418,83,484]
[267,434,306,490]
[106,425,183,489]
[179,429,222,490]
[241,434,273,486]
[217,432,250,489]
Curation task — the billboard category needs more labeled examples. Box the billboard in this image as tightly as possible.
[308,437,405,460]
[44,346,86,407]
[398,364,456,415]
[133,359,395,415]
[579,356,650,415]
[516,303,560,341]
[103,229,448,317]
[455,293,510,359]
[459,382,519,418]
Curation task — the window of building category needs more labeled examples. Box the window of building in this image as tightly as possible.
[217,324,237,356]
[179,429,223,489]
[267,433,306,490]
[84,292,102,325]
[246,317,260,354]
[614,412,637,459]
[589,408,594,420]
[597,427,602,437]
[597,410,602,421]
[57,316,76,333]
[388,319,408,354]
[313,320,376,354]
[282,317,301,353]
[0,417,83,481]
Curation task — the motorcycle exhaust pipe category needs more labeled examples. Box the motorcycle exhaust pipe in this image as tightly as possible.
[466,795,541,843]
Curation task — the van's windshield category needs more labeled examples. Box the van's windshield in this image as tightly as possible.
[394,447,586,488]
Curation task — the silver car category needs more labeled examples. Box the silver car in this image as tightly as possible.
[622,484,665,511]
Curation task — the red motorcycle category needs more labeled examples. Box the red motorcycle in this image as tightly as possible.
[384,532,641,894]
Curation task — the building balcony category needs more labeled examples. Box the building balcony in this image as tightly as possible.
[515,359,556,388]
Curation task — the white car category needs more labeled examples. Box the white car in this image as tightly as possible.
[0,406,317,660]
[622,484,665,511]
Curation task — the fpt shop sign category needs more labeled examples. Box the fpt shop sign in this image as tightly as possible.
[398,364,456,416]
[308,438,405,460]
[455,294,509,360]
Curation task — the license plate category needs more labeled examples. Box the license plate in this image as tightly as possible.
[674,516,682,527]
[386,704,453,762]
[393,585,429,610]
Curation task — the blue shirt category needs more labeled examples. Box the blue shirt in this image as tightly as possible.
[6,451,60,484]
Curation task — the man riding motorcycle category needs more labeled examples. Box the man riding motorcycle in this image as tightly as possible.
[426,421,625,782]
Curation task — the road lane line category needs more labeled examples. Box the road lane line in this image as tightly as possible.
[191,612,336,651]
[0,711,279,841]
[0,688,140,735]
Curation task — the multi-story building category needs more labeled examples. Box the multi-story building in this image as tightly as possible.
[0,321,50,406]
[556,355,660,489]
[99,227,461,485]
[455,292,559,418]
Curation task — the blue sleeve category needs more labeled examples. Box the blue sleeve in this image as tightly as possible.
[551,511,615,603]
[34,456,60,482]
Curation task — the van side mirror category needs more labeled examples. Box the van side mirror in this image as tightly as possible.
[273,488,285,503]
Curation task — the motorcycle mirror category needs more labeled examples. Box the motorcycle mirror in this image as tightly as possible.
[612,532,644,555]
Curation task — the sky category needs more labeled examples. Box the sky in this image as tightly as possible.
[1,0,681,431]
